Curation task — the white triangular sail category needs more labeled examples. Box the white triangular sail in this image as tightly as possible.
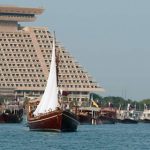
[33,35,59,116]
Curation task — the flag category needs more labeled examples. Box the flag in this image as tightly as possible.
[92,99,99,108]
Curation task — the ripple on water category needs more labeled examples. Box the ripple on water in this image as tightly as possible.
[0,123,149,150]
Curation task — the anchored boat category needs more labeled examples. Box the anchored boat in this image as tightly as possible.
[0,100,23,123]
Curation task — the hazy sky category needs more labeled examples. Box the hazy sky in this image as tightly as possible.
[1,0,150,100]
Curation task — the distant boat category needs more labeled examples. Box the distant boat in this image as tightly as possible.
[77,104,116,125]
[98,107,116,124]
[116,104,139,124]
[77,106,100,125]
[98,115,116,124]
[140,104,150,123]
[27,33,79,132]
[118,118,138,124]
[0,100,23,123]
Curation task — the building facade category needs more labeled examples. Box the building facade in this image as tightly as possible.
[0,6,104,101]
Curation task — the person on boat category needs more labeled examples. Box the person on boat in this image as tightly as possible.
[144,103,148,110]
[56,107,60,111]
[66,103,70,110]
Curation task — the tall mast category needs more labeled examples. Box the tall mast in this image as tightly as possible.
[54,32,59,87]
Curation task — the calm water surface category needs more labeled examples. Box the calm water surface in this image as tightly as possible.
[0,119,149,150]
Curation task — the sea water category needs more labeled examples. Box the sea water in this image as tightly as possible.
[0,119,149,150]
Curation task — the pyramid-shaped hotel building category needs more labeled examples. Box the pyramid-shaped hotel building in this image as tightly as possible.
[0,6,104,101]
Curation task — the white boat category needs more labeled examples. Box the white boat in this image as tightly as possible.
[140,104,150,123]
[116,104,140,123]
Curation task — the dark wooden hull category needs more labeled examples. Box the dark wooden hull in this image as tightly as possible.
[98,116,116,124]
[117,118,138,124]
[78,114,92,125]
[78,115,116,125]
[140,119,150,123]
[0,109,23,123]
[28,110,79,132]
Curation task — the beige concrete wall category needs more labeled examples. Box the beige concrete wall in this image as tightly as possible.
[0,21,17,31]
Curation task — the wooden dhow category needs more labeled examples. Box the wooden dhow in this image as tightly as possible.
[27,34,79,132]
